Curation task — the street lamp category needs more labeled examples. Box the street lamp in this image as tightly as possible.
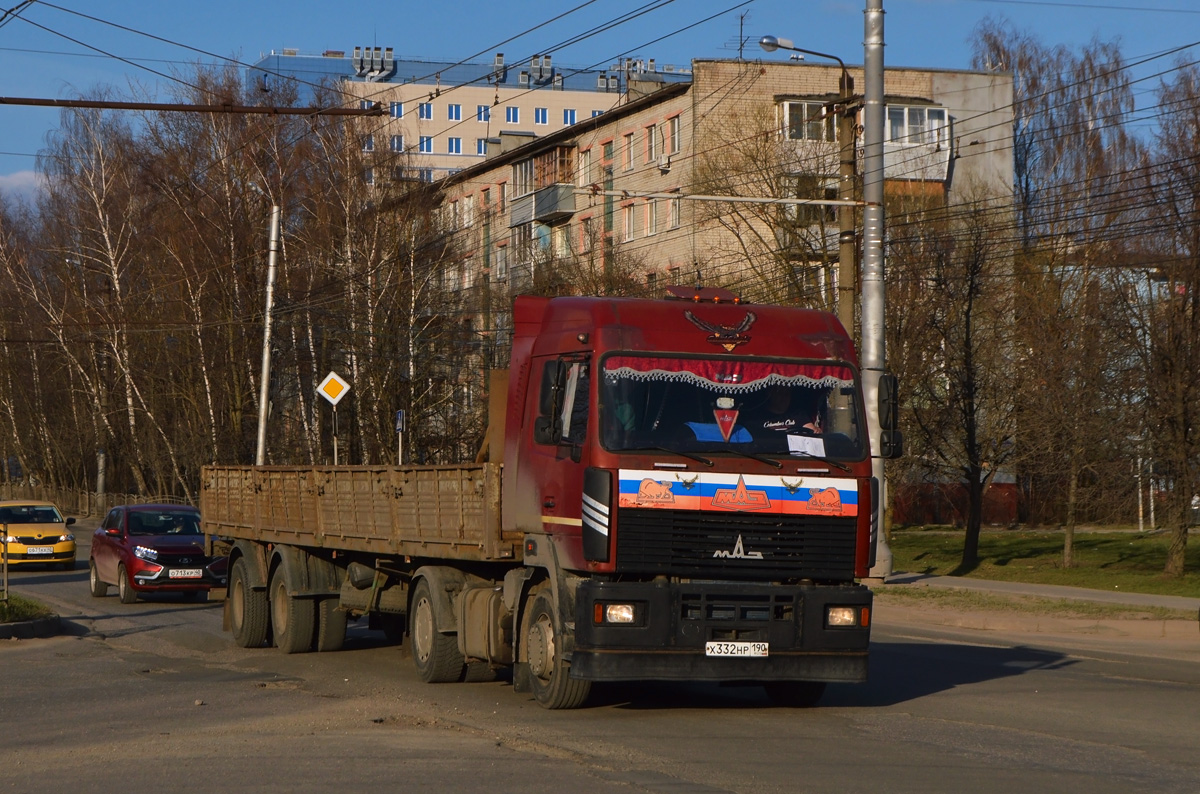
[758,36,857,344]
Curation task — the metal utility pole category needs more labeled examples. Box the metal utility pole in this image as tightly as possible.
[862,0,892,578]
[254,205,282,466]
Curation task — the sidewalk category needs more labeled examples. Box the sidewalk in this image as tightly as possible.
[885,571,1200,615]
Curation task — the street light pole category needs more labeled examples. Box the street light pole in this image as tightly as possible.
[862,0,893,578]
[758,37,857,332]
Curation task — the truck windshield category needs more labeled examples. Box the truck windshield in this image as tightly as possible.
[600,354,865,461]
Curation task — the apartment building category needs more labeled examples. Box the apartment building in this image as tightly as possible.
[436,57,1013,313]
[251,48,691,182]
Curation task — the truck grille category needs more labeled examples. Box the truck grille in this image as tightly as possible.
[615,508,857,581]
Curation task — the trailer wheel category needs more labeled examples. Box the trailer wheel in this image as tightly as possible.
[270,566,314,654]
[313,597,347,652]
[523,588,590,710]
[410,578,464,683]
[117,564,138,604]
[763,681,827,708]
[229,557,268,648]
[88,560,108,597]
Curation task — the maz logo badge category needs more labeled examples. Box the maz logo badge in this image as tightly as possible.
[684,310,757,351]
[713,534,764,560]
[711,475,771,511]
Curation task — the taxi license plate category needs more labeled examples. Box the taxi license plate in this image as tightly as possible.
[27,546,53,555]
[169,569,203,579]
[705,641,769,657]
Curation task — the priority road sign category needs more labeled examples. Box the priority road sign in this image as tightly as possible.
[317,371,350,406]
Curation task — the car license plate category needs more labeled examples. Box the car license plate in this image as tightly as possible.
[169,569,203,579]
[27,546,53,555]
[705,641,769,657]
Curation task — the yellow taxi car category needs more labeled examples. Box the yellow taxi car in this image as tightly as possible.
[0,500,77,571]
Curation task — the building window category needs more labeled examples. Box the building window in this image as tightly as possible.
[782,101,835,142]
[448,103,462,121]
[481,187,490,208]
[887,106,948,146]
[477,105,490,122]
[646,124,657,162]
[564,108,577,126]
[534,107,548,125]
[623,133,634,171]
[592,109,603,118]
[419,136,433,153]
[506,106,520,124]
[418,168,434,183]
[668,115,680,154]
[463,195,475,227]
[390,101,404,118]
[359,100,373,111]
[577,148,592,187]
[512,158,535,197]
[476,138,488,155]
[495,244,509,280]
[786,174,838,225]
[361,134,374,152]
[668,197,680,229]
[645,199,658,236]
[647,271,658,290]
[419,102,433,120]
[623,204,635,241]
[363,167,374,185]
[390,134,404,153]
[448,137,462,154]
[498,182,507,212]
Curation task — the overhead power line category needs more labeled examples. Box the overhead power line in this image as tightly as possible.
[0,95,384,116]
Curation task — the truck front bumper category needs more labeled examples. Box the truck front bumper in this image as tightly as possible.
[570,580,871,683]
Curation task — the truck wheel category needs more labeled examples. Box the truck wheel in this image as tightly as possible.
[118,564,138,604]
[410,578,464,683]
[313,597,347,652]
[229,557,268,648]
[270,566,314,654]
[523,588,591,710]
[763,681,827,708]
[88,560,108,597]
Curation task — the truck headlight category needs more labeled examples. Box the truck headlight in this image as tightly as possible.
[826,606,868,628]
[594,603,637,624]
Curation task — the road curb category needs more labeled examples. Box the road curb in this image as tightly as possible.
[0,614,63,640]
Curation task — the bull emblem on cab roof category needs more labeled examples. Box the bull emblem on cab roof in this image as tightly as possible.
[684,310,757,351]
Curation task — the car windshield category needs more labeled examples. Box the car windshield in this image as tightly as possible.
[0,505,64,524]
[600,354,865,461]
[128,511,202,536]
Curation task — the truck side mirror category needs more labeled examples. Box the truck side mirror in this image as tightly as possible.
[878,373,903,459]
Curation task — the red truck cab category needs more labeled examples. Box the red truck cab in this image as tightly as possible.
[501,287,882,706]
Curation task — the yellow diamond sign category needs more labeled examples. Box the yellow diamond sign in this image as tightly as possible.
[318,371,350,406]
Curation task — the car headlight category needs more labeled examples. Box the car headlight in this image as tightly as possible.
[3,535,14,544]
[134,545,158,561]
[59,533,75,542]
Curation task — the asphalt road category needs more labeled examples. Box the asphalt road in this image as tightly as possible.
[3,534,1200,793]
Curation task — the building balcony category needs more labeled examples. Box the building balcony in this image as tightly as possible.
[532,183,576,223]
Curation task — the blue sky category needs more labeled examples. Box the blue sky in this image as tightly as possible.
[2,0,1199,201]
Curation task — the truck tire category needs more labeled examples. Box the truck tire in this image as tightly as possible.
[313,597,347,652]
[410,578,464,683]
[270,566,314,654]
[523,588,590,710]
[763,681,827,708]
[229,557,269,648]
[89,560,108,597]
[118,564,138,604]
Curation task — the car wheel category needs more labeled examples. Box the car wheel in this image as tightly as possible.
[762,681,827,708]
[229,557,268,648]
[313,597,347,652]
[270,566,314,654]
[117,564,138,604]
[410,578,464,683]
[522,586,591,710]
[88,560,108,597]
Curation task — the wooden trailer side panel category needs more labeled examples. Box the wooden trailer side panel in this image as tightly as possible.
[200,464,516,562]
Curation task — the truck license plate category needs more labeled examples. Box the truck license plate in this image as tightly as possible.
[169,569,203,579]
[705,641,769,657]
[27,546,53,555]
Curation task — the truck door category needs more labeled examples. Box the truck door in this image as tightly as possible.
[529,356,591,568]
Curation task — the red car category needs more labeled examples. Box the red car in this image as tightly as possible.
[89,504,228,603]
